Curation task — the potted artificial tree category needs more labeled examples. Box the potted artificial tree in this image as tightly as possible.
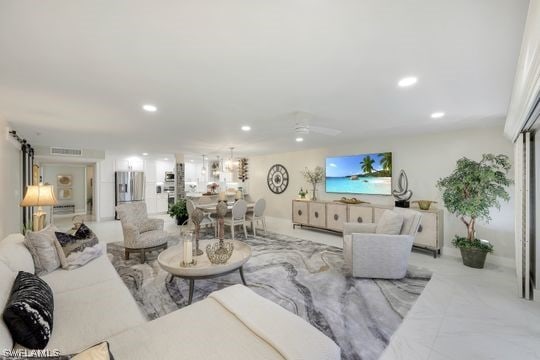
[168,199,189,225]
[437,154,512,269]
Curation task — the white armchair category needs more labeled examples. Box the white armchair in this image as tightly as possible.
[343,208,422,279]
[116,202,169,263]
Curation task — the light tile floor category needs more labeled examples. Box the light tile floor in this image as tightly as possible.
[56,215,540,360]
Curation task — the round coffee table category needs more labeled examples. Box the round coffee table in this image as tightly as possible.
[158,239,252,305]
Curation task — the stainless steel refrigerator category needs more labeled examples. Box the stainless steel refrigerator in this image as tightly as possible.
[115,171,145,219]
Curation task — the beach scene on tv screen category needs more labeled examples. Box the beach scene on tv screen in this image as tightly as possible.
[326,152,392,195]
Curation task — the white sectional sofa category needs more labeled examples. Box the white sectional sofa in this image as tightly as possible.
[0,233,340,359]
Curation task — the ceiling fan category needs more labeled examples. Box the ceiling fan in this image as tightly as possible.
[292,111,341,137]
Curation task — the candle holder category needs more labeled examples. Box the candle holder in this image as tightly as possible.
[216,200,228,242]
[180,230,197,267]
[235,190,243,201]
[206,200,234,264]
[190,208,205,256]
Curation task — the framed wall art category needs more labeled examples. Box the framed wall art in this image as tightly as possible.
[58,188,73,200]
[57,175,72,187]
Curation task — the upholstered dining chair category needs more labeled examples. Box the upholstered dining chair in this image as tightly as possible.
[223,199,248,240]
[246,198,266,236]
[342,208,422,279]
[243,194,254,203]
[186,199,215,233]
[115,202,169,263]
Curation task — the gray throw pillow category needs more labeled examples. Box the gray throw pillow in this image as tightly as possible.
[24,225,61,275]
[375,210,404,235]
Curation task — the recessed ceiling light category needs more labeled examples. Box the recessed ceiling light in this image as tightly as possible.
[142,152,149,156]
[142,104,157,112]
[431,112,445,119]
[398,76,418,88]
[163,158,168,161]
[241,125,251,131]
[295,137,304,142]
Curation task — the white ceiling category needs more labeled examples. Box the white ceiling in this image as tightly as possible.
[0,0,530,157]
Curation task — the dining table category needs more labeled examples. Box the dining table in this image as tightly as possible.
[195,201,255,214]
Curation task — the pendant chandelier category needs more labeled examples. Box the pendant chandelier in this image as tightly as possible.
[201,155,206,175]
[212,155,221,177]
[225,147,236,172]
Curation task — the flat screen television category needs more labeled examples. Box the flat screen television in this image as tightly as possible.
[325,152,392,195]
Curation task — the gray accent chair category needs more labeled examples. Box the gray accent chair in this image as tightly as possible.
[116,202,169,263]
[343,208,422,279]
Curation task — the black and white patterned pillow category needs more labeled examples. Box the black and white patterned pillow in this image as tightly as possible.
[2,271,54,349]
[54,224,102,269]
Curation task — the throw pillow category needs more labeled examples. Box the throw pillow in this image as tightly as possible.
[24,225,61,275]
[375,210,404,235]
[72,342,114,360]
[2,271,54,350]
[54,224,102,270]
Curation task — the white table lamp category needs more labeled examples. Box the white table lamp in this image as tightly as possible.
[20,184,58,231]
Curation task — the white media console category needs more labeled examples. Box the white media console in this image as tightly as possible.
[292,200,444,258]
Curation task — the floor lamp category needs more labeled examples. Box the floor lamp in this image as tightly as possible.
[20,184,58,231]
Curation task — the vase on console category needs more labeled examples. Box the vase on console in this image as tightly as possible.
[301,166,324,202]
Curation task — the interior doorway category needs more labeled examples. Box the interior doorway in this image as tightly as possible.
[37,161,97,226]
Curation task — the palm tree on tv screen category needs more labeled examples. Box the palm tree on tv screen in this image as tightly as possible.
[360,155,375,174]
[379,152,392,171]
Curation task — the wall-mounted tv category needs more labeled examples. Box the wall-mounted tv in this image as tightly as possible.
[325,152,392,195]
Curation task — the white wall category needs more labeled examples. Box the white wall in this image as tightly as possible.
[0,118,21,237]
[98,154,175,220]
[249,126,515,263]
[42,164,87,214]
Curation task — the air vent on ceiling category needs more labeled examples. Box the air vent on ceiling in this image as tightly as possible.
[50,147,83,157]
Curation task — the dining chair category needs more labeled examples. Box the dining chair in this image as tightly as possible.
[246,198,266,236]
[223,199,248,240]
[187,199,215,232]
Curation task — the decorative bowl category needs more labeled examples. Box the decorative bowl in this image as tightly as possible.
[206,240,234,264]
[335,197,369,205]
[412,200,437,210]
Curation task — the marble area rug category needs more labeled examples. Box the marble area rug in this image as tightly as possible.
[107,231,431,360]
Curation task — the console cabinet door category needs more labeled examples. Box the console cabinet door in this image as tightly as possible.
[348,205,373,224]
[326,203,347,231]
[309,202,326,228]
[414,212,437,249]
[292,201,308,225]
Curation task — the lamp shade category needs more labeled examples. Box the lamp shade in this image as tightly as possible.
[20,185,58,207]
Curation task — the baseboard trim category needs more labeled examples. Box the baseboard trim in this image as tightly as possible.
[442,246,515,269]
[533,288,540,302]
